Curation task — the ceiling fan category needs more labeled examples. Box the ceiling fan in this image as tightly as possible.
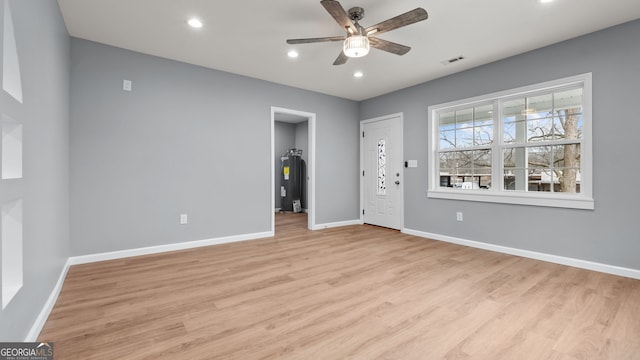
[286,0,428,65]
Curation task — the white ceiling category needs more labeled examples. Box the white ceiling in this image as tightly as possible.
[57,0,640,101]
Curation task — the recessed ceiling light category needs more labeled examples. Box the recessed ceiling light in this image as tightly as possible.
[353,71,364,78]
[187,18,203,28]
[539,0,554,3]
[287,50,299,58]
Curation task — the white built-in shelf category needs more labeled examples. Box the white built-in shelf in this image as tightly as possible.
[2,198,23,309]
[1,115,23,179]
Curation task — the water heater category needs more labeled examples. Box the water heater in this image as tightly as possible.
[281,149,305,212]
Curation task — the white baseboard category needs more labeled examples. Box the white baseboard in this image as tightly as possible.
[68,231,274,265]
[311,219,363,230]
[25,258,72,342]
[402,228,640,280]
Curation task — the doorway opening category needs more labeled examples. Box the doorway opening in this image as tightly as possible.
[271,107,316,233]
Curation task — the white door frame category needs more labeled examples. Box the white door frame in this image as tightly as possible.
[359,112,404,229]
[271,106,316,232]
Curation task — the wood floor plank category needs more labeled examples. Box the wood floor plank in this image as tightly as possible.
[38,213,640,359]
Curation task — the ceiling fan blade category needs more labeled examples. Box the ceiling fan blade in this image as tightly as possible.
[321,0,357,34]
[333,51,348,65]
[287,36,344,44]
[369,37,411,56]
[365,8,428,36]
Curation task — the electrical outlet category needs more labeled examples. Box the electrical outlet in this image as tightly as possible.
[456,212,463,222]
[180,214,188,225]
[123,79,132,91]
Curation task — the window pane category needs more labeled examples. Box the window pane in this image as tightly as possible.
[439,111,456,129]
[479,176,492,189]
[439,152,455,170]
[503,148,516,168]
[474,149,492,170]
[527,93,553,118]
[554,110,583,140]
[554,88,582,112]
[503,121,522,144]
[527,146,552,192]
[503,148,527,191]
[553,144,581,193]
[503,98,525,120]
[439,150,458,188]
[528,169,553,192]
[439,105,494,150]
[504,169,527,191]
[459,176,476,189]
[452,108,475,148]
[528,146,551,169]
[455,150,474,169]
[474,125,493,146]
[439,150,491,188]
[377,139,386,195]
[439,130,456,149]
[456,128,473,148]
[503,97,526,144]
[439,173,453,187]
[455,108,473,129]
[475,150,492,189]
[553,143,580,168]
[554,168,581,193]
[474,104,493,126]
[527,117,554,142]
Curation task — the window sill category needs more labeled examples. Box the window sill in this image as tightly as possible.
[427,189,594,210]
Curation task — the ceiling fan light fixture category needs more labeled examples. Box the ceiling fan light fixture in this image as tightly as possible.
[343,35,370,58]
[187,18,203,28]
[286,2,428,65]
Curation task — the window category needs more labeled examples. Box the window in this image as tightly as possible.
[428,74,593,209]
[377,139,386,195]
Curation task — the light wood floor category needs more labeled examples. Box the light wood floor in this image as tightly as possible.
[39,213,640,359]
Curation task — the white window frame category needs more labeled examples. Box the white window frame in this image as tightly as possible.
[427,73,594,210]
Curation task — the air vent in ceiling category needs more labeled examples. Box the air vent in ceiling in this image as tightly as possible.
[441,56,465,65]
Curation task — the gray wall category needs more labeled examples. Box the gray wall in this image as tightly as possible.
[70,38,359,256]
[360,19,640,270]
[0,0,70,340]
[274,121,295,209]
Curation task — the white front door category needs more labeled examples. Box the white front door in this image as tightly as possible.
[361,114,403,230]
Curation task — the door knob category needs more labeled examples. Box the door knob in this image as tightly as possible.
[395,180,400,185]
